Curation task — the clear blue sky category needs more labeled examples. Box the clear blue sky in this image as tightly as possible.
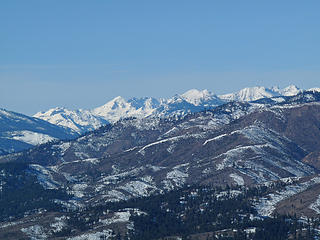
[1,1,320,115]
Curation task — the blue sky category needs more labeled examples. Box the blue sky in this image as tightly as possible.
[1,1,320,115]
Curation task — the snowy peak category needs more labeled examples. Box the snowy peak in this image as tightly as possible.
[280,85,301,96]
[167,89,224,109]
[181,89,213,106]
[34,96,161,134]
[219,87,280,102]
[92,96,159,122]
[219,85,302,102]
[219,86,279,102]
[37,107,68,116]
[128,97,160,111]
[34,107,107,134]
[92,96,130,117]
[33,85,318,135]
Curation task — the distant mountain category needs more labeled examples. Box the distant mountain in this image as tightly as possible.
[180,89,223,106]
[33,107,108,134]
[33,89,224,134]
[0,108,77,155]
[33,85,318,135]
[219,85,301,102]
[309,87,320,93]
[280,84,303,96]
[92,96,160,122]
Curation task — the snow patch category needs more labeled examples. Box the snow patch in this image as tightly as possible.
[163,169,189,190]
[50,216,68,233]
[69,183,88,198]
[21,225,47,240]
[9,130,56,145]
[119,181,156,197]
[255,177,320,217]
[104,190,128,202]
[147,165,166,172]
[67,229,113,240]
[203,134,227,145]
[310,194,320,214]
[30,164,60,189]
[229,173,245,186]
[216,190,242,199]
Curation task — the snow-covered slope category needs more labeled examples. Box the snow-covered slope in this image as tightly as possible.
[309,87,320,93]
[92,96,159,122]
[34,97,160,134]
[34,107,108,134]
[34,91,224,134]
[180,89,222,106]
[0,108,77,155]
[219,86,277,102]
[33,85,307,134]
[280,85,301,96]
[219,85,301,102]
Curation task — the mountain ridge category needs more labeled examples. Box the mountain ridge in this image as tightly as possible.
[1,85,318,155]
[33,85,313,134]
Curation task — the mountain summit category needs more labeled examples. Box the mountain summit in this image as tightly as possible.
[180,89,215,105]
[92,96,159,122]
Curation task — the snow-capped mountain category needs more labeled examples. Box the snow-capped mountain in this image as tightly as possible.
[219,86,278,102]
[32,85,307,135]
[92,96,160,122]
[156,89,225,118]
[219,85,301,102]
[34,97,160,134]
[0,108,77,155]
[33,90,224,134]
[180,89,222,106]
[33,107,108,134]
[280,84,302,96]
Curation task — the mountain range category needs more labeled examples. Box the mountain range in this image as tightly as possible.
[3,89,320,202]
[33,85,306,134]
[0,85,317,156]
[2,85,320,239]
